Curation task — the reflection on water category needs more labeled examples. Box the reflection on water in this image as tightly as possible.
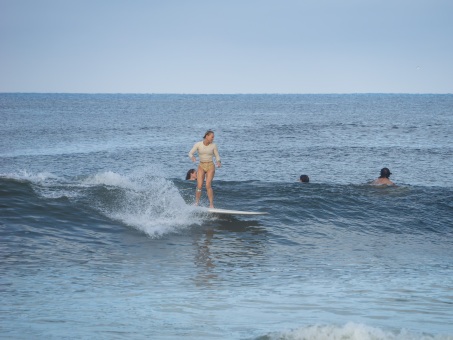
[192,218,268,288]
[193,229,217,287]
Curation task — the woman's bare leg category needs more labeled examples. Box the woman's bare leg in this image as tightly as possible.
[205,168,215,208]
[195,166,205,205]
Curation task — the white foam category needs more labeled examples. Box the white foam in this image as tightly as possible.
[87,170,204,237]
[1,169,60,184]
[83,170,138,190]
[1,170,85,199]
[268,323,449,340]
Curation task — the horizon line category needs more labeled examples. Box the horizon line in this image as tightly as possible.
[1,92,452,95]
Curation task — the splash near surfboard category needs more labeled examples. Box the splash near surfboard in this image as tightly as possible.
[198,207,268,215]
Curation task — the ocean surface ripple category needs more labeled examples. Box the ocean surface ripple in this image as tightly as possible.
[1,94,453,339]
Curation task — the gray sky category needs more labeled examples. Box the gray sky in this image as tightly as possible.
[1,0,452,93]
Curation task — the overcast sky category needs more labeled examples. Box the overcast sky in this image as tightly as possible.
[1,0,452,93]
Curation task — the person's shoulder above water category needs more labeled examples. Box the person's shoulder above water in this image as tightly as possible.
[299,174,309,183]
[371,177,395,186]
[370,167,396,186]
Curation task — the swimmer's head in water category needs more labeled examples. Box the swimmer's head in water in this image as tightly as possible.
[186,168,196,180]
[300,175,309,183]
[380,168,392,178]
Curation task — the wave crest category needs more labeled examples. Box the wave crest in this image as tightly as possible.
[260,322,451,340]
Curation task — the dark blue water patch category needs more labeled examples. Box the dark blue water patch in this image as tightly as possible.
[3,174,452,243]
[174,179,453,241]
[0,178,127,269]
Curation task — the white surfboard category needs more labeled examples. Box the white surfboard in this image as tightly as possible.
[200,207,268,215]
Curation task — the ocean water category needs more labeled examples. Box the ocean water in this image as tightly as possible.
[1,93,452,339]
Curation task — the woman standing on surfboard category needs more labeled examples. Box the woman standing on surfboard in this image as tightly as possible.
[188,130,221,208]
